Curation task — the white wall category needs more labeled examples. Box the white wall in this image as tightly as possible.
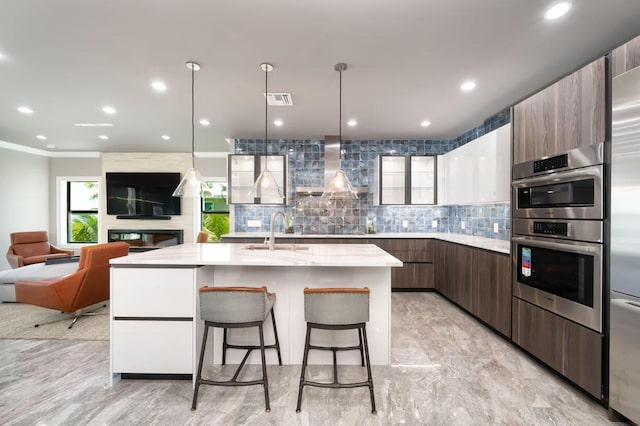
[195,156,227,178]
[0,148,50,270]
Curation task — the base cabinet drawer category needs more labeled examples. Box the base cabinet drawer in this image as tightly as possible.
[111,268,195,317]
[392,263,434,289]
[512,297,602,399]
[112,320,193,374]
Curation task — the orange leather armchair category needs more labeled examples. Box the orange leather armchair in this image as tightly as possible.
[14,241,130,328]
[6,231,74,269]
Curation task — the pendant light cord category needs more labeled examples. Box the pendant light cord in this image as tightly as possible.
[339,68,342,145]
[264,66,268,157]
[191,65,195,168]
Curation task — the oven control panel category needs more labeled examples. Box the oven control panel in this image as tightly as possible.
[532,221,568,236]
[533,153,569,174]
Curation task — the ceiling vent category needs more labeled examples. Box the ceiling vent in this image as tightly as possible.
[264,92,293,106]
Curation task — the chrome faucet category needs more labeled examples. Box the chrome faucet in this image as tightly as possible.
[269,210,288,251]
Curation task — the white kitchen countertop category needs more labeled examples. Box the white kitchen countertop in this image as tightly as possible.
[221,232,511,255]
[110,242,403,267]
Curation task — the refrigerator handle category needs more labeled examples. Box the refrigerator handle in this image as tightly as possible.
[612,298,640,311]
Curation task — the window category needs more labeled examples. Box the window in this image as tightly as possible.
[65,180,99,244]
[201,181,229,242]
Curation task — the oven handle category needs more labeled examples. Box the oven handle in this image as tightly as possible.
[511,165,601,187]
[512,236,600,255]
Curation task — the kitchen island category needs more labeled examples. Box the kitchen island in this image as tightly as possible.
[109,242,402,384]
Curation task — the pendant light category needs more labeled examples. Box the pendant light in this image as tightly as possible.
[173,61,204,197]
[250,62,283,202]
[322,62,358,200]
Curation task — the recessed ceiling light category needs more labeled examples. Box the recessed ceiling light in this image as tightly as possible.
[99,135,109,140]
[151,81,167,92]
[274,119,283,127]
[347,119,357,127]
[102,106,116,115]
[460,81,476,91]
[45,144,55,149]
[36,135,47,140]
[17,106,33,114]
[421,120,431,127]
[199,119,210,126]
[161,135,170,140]
[73,123,113,127]
[544,2,572,20]
[0,52,4,60]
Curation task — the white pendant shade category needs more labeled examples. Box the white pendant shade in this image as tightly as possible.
[321,170,358,200]
[172,167,204,197]
[251,168,283,201]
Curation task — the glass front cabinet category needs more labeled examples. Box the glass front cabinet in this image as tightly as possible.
[228,154,287,205]
[373,155,436,205]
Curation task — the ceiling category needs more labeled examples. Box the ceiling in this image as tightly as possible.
[1,1,640,155]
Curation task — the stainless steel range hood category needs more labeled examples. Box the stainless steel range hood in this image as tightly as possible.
[295,135,367,194]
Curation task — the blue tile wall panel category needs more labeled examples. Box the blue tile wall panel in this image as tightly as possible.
[233,109,511,240]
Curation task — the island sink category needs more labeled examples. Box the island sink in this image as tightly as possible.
[244,243,309,251]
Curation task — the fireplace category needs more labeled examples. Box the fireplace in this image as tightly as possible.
[108,229,183,252]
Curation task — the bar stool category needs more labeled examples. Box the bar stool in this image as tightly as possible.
[191,286,282,412]
[296,287,376,414]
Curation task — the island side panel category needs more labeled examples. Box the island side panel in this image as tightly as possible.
[210,265,391,365]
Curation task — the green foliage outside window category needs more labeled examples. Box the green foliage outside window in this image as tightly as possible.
[67,180,99,243]
[69,213,98,243]
[202,213,230,242]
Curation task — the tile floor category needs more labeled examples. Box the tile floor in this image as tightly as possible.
[0,293,620,425]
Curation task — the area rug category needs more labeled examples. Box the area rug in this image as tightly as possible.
[0,302,109,341]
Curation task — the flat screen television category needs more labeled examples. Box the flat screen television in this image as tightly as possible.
[106,172,181,217]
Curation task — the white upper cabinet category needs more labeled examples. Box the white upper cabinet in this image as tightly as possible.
[437,123,511,205]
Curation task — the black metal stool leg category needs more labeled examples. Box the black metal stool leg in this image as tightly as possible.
[270,308,283,366]
[258,324,270,412]
[222,327,228,365]
[361,325,376,414]
[358,327,365,367]
[296,324,312,413]
[191,323,210,411]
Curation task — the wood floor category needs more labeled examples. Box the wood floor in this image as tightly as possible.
[0,293,619,425]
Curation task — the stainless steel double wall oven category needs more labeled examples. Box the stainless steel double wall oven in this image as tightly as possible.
[512,143,605,332]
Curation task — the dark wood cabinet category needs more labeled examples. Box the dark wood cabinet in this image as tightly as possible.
[472,249,511,337]
[513,57,606,164]
[435,240,511,337]
[512,297,602,399]
[374,239,434,289]
[612,34,640,78]
[220,236,435,289]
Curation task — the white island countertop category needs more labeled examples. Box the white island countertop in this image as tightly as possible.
[110,242,403,268]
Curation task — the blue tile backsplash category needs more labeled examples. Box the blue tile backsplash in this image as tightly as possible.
[233,109,511,240]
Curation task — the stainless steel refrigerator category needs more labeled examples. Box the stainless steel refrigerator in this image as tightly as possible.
[610,64,640,423]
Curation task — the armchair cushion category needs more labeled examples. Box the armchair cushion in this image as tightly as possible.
[6,231,74,268]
